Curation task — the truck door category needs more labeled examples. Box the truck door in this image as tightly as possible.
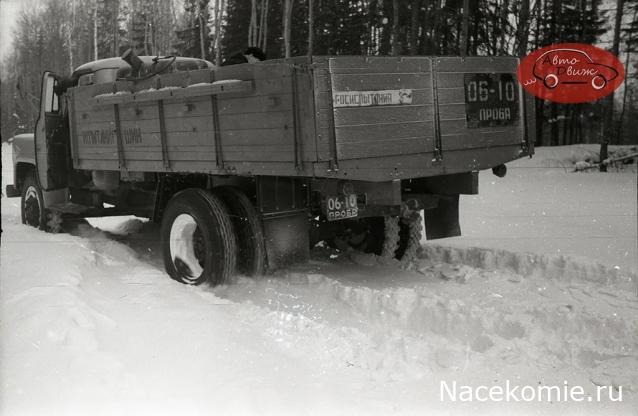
[35,71,69,190]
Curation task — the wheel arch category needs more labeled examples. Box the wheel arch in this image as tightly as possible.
[151,173,256,223]
[14,162,37,194]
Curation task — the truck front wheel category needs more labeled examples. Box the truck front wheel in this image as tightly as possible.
[161,189,237,286]
[21,175,48,231]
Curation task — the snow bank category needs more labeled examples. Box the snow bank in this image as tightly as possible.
[511,145,637,170]
[419,244,636,287]
[2,142,636,415]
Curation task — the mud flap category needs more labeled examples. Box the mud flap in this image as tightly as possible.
[262,211,309,271]
[423,194,461,240]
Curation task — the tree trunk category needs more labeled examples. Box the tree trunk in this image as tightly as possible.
[308,0,314,56]
[144,21,149,55]
[550,103,558,146]
[516,0,529,56]
[459,0,469,56]
[262,0,268,52]
[214,0,223,65]
[409,0,420,55]
[600,0,624,171]
[283,0,293,58]
[258,0,266,48]
[616,9,637,144]
[499,0,509,53]
[391,0,399,55]
[249,0,257,46]
[199,13,206,59]
[93,5,98,60]
[112,0,119,56]
[67,0,76,73]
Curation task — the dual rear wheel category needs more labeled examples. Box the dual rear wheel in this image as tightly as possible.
[331,213,423,265]
[161,187,266,286]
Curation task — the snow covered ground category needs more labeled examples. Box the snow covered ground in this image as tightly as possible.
[439,144,638,275]
[1,142,636,416]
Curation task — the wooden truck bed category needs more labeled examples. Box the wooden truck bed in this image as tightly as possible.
[68,56,534,182]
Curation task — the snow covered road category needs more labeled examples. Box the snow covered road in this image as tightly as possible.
[1,143,637,415]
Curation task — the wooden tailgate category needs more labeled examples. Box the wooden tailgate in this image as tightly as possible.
[435,57,525,153]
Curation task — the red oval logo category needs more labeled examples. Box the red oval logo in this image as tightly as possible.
[517,43,625,103]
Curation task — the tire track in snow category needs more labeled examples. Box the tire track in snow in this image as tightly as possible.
[79,218,638,391]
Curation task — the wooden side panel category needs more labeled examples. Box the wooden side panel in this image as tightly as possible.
[71,62,312,174]
[73,81,122,170]
[319,56,435,161]
[217,66,296,164]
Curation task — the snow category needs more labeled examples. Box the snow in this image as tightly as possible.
[211,79,243,85]
[94,91,131,99]
[436,145,638,275]
[1,142,636,415]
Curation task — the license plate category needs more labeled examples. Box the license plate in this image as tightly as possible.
[326,194,359,221]
[464,73,519,128]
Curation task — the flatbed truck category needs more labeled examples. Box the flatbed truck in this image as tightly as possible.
[6,51,534,285]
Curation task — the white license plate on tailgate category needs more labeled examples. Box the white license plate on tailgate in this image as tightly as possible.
[326,194,359,221]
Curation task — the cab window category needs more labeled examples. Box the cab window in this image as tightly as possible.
[44,75,59,113]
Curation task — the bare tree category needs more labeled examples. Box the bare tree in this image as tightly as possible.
[460,0,470,56]
[199,13,206,59]
[617,7,638,142]
[283,0,293,58]
[249,0,258,46]
[391,0,399,55]
[213,0,225,65]
[516,0,530,56]
[258,0,269,51]
[308,0,314,56]
[600,0,624,171]
[93,3,98,59]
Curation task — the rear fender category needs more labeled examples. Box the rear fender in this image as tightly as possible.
[423,194,461,240]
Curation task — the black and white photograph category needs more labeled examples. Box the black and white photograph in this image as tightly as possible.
[0,0,636,414]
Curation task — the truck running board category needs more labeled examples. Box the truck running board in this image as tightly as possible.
[48,202,133,218]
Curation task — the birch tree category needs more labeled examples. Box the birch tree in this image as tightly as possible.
[283,0,293,58]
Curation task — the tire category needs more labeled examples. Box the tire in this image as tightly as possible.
[331,217,385,255]
[21,175,49,231]
[331,214,422,262]
[161,189,237,286]
[396,213,423,266]
[216,187,266,276]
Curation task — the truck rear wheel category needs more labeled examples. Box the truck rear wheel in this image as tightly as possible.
[331,213,422,263]
[161,189,237,286]
[216,187,266,276]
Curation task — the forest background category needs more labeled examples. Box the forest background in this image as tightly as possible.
[1,0,637,148]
